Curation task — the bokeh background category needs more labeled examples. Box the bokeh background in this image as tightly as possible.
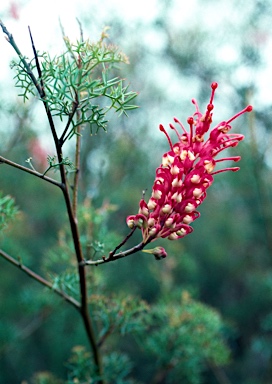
[1,0,272,383]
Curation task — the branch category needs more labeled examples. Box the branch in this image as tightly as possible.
[82,229,156,266]
[61,173,103,381]
[82,241,146,266]
[0,20,41,92]
[28,26,44,93]
[27,26,59,149]
[0,249,80,309]
[97,324,115,348]
[1,22,104,381]
[109,227,137,257]
[72,110,81,216]
[59,99,79,146]
[0,155,63,188]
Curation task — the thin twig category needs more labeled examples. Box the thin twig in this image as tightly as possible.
[0,249,80,309]
[59,99,79,146]
[0,155,63,189]
[26,26,59,148]
[72,111,81,216]
[76,18,84,42]
[60,177,103,380]
[28,26,45,94]
[58,178,103,369]
[0,20,41,92]
[97,324,115,348]
[109,227,137,257]
[59,19,83,147]
[83,240,146,266]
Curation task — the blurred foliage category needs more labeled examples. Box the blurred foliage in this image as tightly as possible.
[0,192,18,231]
[66,346,136,384]
[89,293,149,341]
[29,371,63,384]
[144,291,230,384]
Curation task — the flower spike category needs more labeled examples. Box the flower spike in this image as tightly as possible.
[127,83,252,248]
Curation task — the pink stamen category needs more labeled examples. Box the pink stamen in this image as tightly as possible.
[187,117,194,147]
[159,124,173,151]
[173,117,188,134]
[191,99,201,117]
[210,82,218,103]
[226,105,253,124]
[169,123,183,142]
[215,156,241,163]
[211,136,244,157]
[211,167,240,175]
[202,83,217,123]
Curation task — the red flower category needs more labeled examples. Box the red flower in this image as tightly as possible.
[127,83,252,244]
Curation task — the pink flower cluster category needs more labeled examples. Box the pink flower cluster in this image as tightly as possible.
[127,83,252,247]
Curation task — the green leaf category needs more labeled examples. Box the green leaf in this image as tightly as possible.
[10,30,138,138]
[0,192,18,232]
